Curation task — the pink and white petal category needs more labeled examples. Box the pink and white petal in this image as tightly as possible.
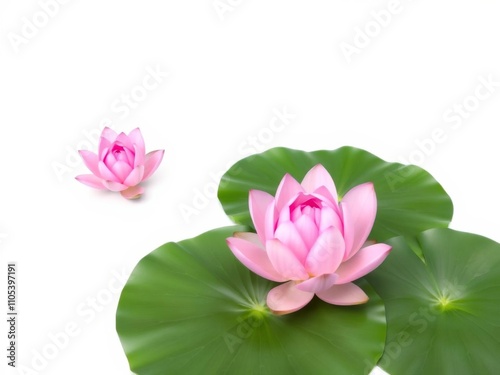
[305,227,345,276]
[233,232,262,247]
[120,185,144,199]
[264,201,278,241]
[115,132,134,151]
[98,161,119,182]
[99,139,111,159]
[301,164,337,196]
[287,192,320,212]
[123,147,136,166]
[296,274,338,294]
[249,190,275,243]
[78,150,100,176]
[227,236,286,282]
[101,127,118,143]
[102,180,128,192]
[143,150,165,180]
[266,239,308,281]
[335,243,392,284]
[113,147,130,163]
[316,282,369,306]
[277,202,291,225]
[128,128,145,154]
[294,213,319,249]
[319,206,343,234]
[104,151,117,166]
[133,144,145,167]
[267,281,314,315]
[363,240,376,247]
[341,182,377,260]
[75,174,106,190]
[312,185,338,208]
[274,222,309,264]
[290,205,302,222]
[275,174,304,211]
[123,165,145,187]
[110,161,133,183]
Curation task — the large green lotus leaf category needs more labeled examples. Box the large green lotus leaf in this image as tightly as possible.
[365,228,500,375]
[116,226,386,375]
[217,147,453,242]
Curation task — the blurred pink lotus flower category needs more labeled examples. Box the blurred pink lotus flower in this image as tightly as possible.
[75,127,164,199]
[227,164,391,315]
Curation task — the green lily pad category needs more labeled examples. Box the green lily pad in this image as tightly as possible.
[365,229,500,375]
[217,147,453,243]
[116,226,386,375]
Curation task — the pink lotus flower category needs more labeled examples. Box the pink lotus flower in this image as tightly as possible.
[226,164,392,315]
[75,127,164,199]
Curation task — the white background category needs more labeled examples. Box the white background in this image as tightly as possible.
[1,1,499,374]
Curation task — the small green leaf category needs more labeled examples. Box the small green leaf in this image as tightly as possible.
[366,228,500,375]
[217,147,453,242]
[117,226,386,375]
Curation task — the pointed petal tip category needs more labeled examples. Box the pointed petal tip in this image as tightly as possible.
[75,174,106,190]
[335,243,392,284]
[232,232,262,247]
[248,188,258,196]
[275,173,303,210]
[301,164,337,196]
[309,164,329,175]
[143,149,165,180]
[128,128,145,147]
[152,148,165,154]
[101,127,118,142]
[248,190,275,243]
[364,181,375,190]
[341,182,378,258]
[78,149,95,158]
[226,236,285,282]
